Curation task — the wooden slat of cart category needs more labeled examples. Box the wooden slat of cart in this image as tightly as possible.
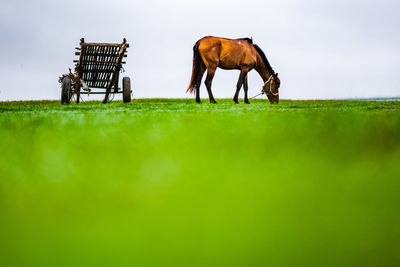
[87,45,94,87]
[85,45,91,86]
[103,46,115,88]
[100,46,109,87]
[101,46,111,88]
[94,46,102,88]
[88,45,96,88]
[82,42,123,47]
[98,46,108,88]
[75,52,127,58]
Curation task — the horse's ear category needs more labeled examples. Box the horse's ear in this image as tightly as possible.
[275,73,279,77]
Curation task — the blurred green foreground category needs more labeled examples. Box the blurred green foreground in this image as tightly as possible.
[0,99,399,266]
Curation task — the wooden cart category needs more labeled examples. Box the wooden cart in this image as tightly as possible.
[59,38,131,104]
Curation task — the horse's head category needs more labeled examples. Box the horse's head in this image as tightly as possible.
[262,73,280,104]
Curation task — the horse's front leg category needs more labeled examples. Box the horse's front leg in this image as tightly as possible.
[243,74,250,104]
[234,70,247,104]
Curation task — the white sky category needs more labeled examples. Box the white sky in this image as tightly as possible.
[0,0,399,101]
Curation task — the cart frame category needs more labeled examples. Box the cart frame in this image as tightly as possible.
[59,38,131,104]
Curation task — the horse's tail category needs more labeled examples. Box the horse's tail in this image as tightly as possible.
[186,40,203,94]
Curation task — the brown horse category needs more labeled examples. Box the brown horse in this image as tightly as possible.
[187,36,280,104]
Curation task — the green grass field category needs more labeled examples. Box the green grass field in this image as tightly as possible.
[1,99,399,267]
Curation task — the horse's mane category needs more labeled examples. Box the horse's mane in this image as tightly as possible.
[253,44,275,75]
[240,37,253,44]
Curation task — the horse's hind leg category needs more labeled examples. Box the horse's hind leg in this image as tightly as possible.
[233,70,247,104]
[195,64,206,103]
[204,67,217,104]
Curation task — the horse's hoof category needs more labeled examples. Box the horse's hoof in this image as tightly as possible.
[245,101,250,104]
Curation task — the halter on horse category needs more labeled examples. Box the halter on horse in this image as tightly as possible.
[263,75,280,96]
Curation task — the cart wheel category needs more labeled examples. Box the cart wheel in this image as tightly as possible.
[61,76,72,105]
[122,77,131,103]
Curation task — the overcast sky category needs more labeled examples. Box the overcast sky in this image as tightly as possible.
[1,0,399,101]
